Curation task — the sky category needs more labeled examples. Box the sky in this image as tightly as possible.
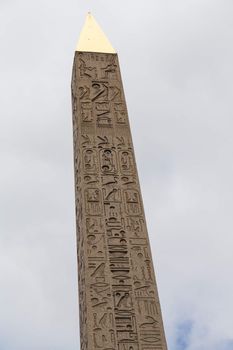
[0,0,233,349]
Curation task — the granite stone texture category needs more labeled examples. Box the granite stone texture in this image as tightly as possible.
[71,51,168,350]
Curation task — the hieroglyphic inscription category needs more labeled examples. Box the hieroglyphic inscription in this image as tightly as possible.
[72,51,167,350]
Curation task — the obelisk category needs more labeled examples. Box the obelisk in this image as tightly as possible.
[72,13,168,350]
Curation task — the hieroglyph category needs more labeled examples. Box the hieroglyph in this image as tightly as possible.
[72,51,168,350]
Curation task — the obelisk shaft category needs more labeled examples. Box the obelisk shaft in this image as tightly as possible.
[72,14,167,350]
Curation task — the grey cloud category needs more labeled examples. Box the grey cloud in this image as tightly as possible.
[0,0,233,349]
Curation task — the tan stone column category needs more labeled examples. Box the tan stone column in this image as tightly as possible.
[72,13,168,350]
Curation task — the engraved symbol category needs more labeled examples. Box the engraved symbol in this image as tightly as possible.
[140,330,162,345]
[131,246,152,282]
[114,103,127,124]
[101,56,118,80]
[140,316,159,329]
[105,203,121,220]
[85,189,102,215]
[81,134,92,146]
[101,149,117,174]
[134,283,154,298]
[84,175,98,185]
[97,112,112,128]
[91,292,110,310]
[124,190,141,215]
[94,312,112,329]
[79,57,97,79]
[115,313,138,341]
[114,291,133,310]
[83,149,98,173]
[92,82,108,101]
[102,175,118,186]
[121,176,136,187]
[116,136,126,148]
[109,86,121,101]
[93,96,112,127]
[91,282,110,296]
[81,102,93,122]
[120,150,134,174]
[97,135,109,148]
[137,298,158,317]
[119,344,139,350]
[96,102,110,111]
[93,311,115,348]
[90,262,106,282]
[115,136,131,149]
[126,217,144,237]
[86,217,104,234]
[87,233,105,259]
[79,85,90,100]
[103,188,120,202]
[141,346,162,350]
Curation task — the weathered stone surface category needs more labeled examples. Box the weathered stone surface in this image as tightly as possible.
[71,51,168,350]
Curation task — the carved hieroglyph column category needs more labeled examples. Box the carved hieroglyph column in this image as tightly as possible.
[72,13,168,350]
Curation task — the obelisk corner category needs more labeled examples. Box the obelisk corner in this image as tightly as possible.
[76,12,116,54]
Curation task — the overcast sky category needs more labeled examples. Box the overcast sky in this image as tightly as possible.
[1,1,233,349]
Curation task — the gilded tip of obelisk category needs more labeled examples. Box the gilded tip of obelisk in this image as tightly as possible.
[76,13,116,53]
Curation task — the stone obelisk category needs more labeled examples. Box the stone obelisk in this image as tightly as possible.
[72,13,168,350]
